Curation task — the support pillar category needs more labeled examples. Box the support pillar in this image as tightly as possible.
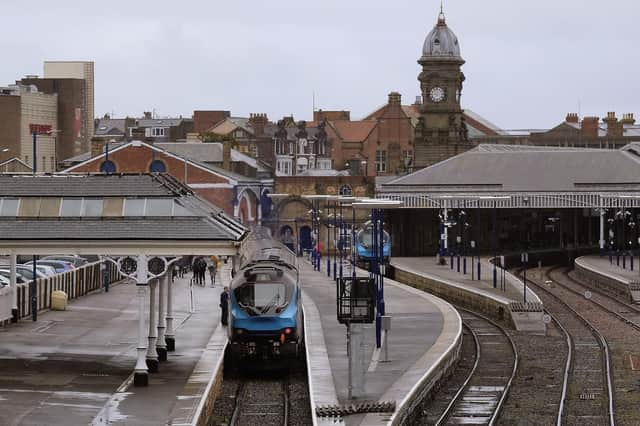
[146,279,159,372]
[165,271,175,352]
[443,208,449,254]
[134,254,150,386]
[599,209,605,251]
[156,274,168,361]
[10,253,18,322]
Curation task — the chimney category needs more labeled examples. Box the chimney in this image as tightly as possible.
[143,111,152,119]
[414,95,422,105]
[223,141,232,171]
[565,113,579,123]
[580,116,599,139]
[621,113,636,125]
[91,137,106,159]
[248,113,268,137]
[603,112,623,138]
[388,92,402,106]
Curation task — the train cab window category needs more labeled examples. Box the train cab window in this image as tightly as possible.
[234,276,294,316]
[357,228,390,248]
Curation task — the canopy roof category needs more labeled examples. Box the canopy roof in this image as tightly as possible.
[379,144,640,209]
[0,173,248,255]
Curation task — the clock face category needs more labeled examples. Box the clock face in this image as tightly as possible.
[429,86,446,103]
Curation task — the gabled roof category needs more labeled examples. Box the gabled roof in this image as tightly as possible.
[329,121,377,143]
[0,157,32,170]
[0,173,248,244]
[95,119,126,136]
[382,144,640,193]
[207,117,252,135]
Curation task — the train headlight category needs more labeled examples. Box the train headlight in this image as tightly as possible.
[284,328,292,335]
[235,328,243,335]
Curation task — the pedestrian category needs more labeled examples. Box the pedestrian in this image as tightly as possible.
[220,287,229,326]
[208,263,217,287]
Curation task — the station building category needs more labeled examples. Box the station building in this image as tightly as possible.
[379,144,640,257]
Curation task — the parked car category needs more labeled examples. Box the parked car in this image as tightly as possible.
[9,265,49,280]
[24,260,73,273]
[41,255,87,268]
[34,264,57,277]
[0,275,10,287]
[0,270,28,284]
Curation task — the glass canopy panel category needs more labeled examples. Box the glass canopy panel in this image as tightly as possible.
[146,199,173,216]
[83,199,104,217]
[60,198,83,217]
[103,198,124,217]
[0,199,19,216]
[172,201,195,216]
[124,199,146,216]
[39,198,61,217]
[19,198,41,217]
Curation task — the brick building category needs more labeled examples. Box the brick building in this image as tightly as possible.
[0,84,58,172]
[62,140,273,224]
[19,76,86,163]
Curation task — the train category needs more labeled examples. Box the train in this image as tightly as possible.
[227,228,304,360]
[354,222,391,267]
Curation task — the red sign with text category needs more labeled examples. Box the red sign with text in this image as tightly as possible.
[29,124,52,135]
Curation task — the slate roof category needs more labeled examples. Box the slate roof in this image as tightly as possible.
[0,173,247,242]
[382,144,640,193]
[95,119,126,136]
[0,217,236,240]
[155,142,224,163]
[329,121,377,143]
[0,174,182,197]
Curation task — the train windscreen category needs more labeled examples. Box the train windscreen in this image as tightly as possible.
[234,278,294,316]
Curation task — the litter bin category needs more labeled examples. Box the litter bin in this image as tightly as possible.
[51,290,68,311]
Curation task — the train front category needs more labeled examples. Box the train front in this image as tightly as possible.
[228,263,301,359]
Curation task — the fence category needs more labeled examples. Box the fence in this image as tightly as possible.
[14,261,121,319]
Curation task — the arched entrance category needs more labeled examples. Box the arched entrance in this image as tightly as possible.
[280,225,295,252]
[299,225,312,256]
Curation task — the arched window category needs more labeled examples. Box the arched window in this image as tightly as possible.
[100,160,116,173]
[149,160,167,173]
[339,184,352,196]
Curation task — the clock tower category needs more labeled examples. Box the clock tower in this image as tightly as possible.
[414,9,472,168]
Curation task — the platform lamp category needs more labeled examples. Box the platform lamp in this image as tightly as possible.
[302,195,333,271]
[338,197,357,281]
[479,195,511,289]
[352,198,403,349]
[324,196,341,280]
[266,193,291,247]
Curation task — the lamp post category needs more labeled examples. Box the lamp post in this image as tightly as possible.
[352,199,402,349]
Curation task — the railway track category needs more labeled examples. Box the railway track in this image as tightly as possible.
[521,267,615,425]
[549,267,640,333]
[230,378,289,426]
[434,308,518,426]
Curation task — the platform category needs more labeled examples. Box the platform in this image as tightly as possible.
[0,267,231,426]
[575,255,640,303]
[301,260,462,425]
[391,257,545,332]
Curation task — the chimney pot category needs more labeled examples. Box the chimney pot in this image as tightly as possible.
[565,112,579,123]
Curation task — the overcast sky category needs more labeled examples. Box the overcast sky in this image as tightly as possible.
[2,0,638,130]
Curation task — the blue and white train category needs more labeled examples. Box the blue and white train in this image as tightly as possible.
[355,223,391,267]
[227,229,304,359]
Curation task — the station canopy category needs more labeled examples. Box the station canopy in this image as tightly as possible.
[0,173,248,255]
[378,144,640,209]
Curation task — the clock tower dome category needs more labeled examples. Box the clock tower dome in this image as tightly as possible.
[414,9,472,168]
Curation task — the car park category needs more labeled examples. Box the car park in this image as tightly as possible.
[25,260,73,273]
[42,255,87,268]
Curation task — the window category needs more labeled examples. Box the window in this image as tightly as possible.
[25,155,29,166]
[83,199,103,217]
[124,199,146,216]
[60,198,83,217]
[151,127,166,137]
[401,149,413,167]
[375,150,387,173]
[0,198,19,216]
[339,185,352,196]
[250,144,258,158]
[146,199,173,216]
[100,160,116,173]
[149,160,166,173]
[42,156,46,171]
[50,157,55,171]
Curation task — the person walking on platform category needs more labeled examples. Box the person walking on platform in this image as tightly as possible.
[220,287,229,326]
[208,263,217,287]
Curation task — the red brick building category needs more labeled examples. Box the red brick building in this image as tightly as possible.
[62,140,272,224]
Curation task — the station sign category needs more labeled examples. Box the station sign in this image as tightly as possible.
[29,124,52,135]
